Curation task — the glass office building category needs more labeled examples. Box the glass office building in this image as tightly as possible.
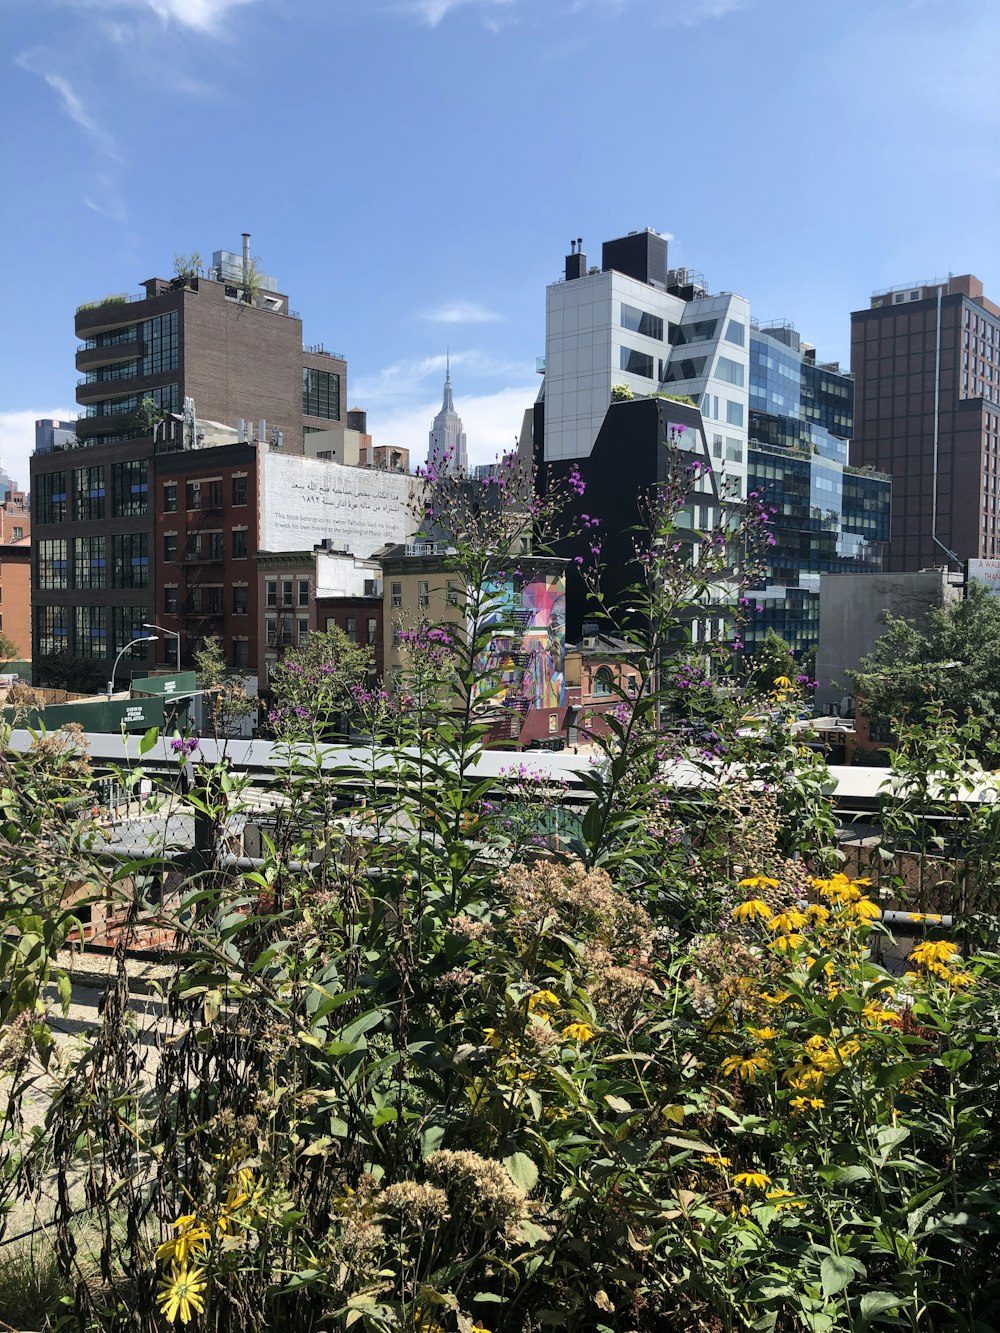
[745,325,890,657]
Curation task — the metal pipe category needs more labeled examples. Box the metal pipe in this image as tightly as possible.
[242,232,251,286]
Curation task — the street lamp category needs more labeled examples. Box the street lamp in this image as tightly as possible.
[107,635,158,699]
[143,622,181,673]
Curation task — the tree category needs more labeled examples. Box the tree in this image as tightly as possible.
[194,639,255,739]
[267,624,373,740]
[172,251,202,283]
[0,632,19,664]
[850,580,1000,734]
[743,629,798,696]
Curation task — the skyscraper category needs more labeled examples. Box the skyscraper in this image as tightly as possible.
[427,357,468,476]
[851,275,1000,571]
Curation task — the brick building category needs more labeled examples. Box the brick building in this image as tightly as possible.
[851,274,1000,571]
[30,241,347,689]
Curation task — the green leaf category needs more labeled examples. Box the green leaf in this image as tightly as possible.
[138,725,159,755]
[939,1047,972,1071]
[859,1291,903,1326]
[604,1094,633,1114]
[820,1254,865,1298]
[503,1150,538,1193]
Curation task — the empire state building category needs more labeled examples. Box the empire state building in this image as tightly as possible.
[426,357,468,476]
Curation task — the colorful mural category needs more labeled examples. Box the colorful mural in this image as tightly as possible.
[475,571,566,712]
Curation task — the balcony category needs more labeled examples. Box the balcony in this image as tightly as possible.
[75,293,149,336]
[184,550,225,565]
[76,340,142,373]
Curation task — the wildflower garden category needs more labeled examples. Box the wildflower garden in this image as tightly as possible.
[2,446,1000,1332]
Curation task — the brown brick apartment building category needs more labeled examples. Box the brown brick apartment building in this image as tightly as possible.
[851,274,1000,571]
[30,242,348,688]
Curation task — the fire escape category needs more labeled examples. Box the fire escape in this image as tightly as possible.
[181,479,225,656]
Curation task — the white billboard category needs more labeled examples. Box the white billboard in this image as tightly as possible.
[968,558,1000,597]
[259,453,420,556]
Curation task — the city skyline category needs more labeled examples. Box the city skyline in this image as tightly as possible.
[3,0,1000,488]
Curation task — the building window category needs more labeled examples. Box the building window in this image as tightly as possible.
[281,578,293,608]
[418,580,430,609]
[447,580,460,606]
[36,471,68,525]
[716,356,745,387]
[281,618,294,646]
[725,438,743,463]
[36,605,69,656]
[206,531,225,560]
[297,616,309,643]
[163,482,177,513]
[113,606,149,654]
[186,481,201,510]
[619,347,655,378]
[140,310,178,376]
[593,667,614,698]
[38,539,68,590]
[163,585,178,614]
[302,366,341,420]
[726,400,744,427]
[232,638,249,668]
[232,528,248,559]
[663,356,708,384]
[75,606,108,659]
[367,616,378,644]
[233,585,248,615]
[297,577,310,607]
[186,532,202,560]
[620,304,663,340]
[232,475,248,506]
[113,532,149,588]
[712,433,723,458]
[163,533,178,562]
[391,581,402,608]
[74,535,106,589]
[724,319,745,347]
[11,527,22,541]
[265,617,277,647]
[84,383,178,419]
[111,460,148,517]
[74,466,105,520]
[266,579,277,608]
[346,616,357,642]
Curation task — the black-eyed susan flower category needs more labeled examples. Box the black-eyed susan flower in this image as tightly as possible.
[733,898,772,922]
[156,1262,207,1325]
[721,1052,772,1082]
[734,1170,771,1189]
[562,1022,595,1043]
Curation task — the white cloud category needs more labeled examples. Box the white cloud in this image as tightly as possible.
[14,51,121,160]
[352,350,530,402]
[367,384,538,469]
[53,0,259,33]
[419,300,503,324]
[399,0,514,27]
[0,411,76,496]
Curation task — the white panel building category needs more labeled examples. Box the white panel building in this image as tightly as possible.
[542,231,750,498]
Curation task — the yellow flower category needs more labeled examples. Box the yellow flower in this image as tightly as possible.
[770,933,805,953]
[701,1154,731,1169]
[761,989,791,1006]
[748,1026,779,1041]
[482,1027,502,1047]
[805,903,830,925]
[766,1189,805,1211]
[721,1052,772,1082]
[156,1262,207,1325]
[562,1022,595,1043]
[773,675,792,689]
[156,1216,210,1265]
[733,898,772,922]
[862,1001,901,1026]
[739,875,780,890]
[845,898,881,922]
[910,940,958,967]
[528,989,559,1014]
[949,971,976,989]
[910,912,943,923]
[767,909,808,933]
[734,1171,771,1189]
[789,1095,826,1112]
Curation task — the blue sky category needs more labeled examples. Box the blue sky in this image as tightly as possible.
[2,0,999,487]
